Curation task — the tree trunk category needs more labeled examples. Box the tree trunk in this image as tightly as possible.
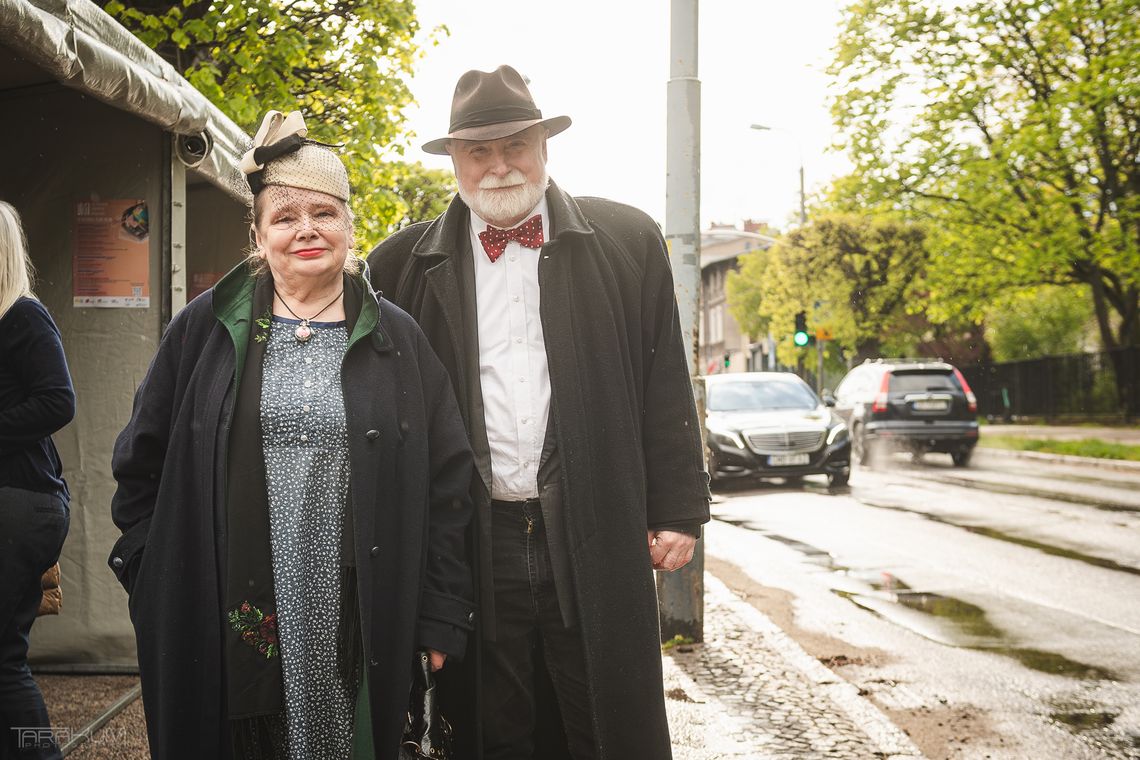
[1087,276,1138,421]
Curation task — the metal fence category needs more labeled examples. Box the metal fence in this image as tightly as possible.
[959,347,1140,421]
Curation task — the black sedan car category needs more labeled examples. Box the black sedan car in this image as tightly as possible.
[704,372,851,488]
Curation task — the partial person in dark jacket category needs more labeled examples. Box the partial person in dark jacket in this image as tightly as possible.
[368,66,711,760]
[0,200,74,760]
[108,110,475,760]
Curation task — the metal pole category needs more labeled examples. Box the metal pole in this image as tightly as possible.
[817,338,825,394]
[660,0,703,644]
[799,163,807,225]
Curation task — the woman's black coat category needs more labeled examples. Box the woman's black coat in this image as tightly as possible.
[107,264,475,759]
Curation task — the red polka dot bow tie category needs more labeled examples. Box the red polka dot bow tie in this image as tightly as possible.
[478,215,544,262]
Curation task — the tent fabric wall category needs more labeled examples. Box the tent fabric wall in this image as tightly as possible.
[2,84,166,665]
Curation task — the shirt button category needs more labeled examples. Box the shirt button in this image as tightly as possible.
[515,337,523,344]
[522,417,530,424]
[519,377,526,383]
[509,256,517,262]
[512,296,520,302]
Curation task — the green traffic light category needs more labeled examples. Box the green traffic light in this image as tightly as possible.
[793,331,810,347]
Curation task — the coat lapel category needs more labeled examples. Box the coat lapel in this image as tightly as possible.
[415,202,493,493]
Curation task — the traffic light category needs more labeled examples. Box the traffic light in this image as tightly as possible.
[793,311,811,347]
[723,351,731,369]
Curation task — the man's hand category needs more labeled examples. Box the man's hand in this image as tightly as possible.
[428,649,447,671]
[647,530,697,572]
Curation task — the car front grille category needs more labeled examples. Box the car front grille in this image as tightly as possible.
[745,429,825,454]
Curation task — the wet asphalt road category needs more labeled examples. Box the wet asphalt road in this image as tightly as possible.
[707,448,1140,759]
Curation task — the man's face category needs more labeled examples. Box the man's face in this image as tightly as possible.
[449,125,549,227]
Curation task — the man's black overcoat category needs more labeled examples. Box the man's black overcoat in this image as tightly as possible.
[107,265,475,759]
[367,182,711,759]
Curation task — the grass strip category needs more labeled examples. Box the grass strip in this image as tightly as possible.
[979,436,1140,461]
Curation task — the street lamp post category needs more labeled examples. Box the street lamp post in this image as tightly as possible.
[750,123,806,226]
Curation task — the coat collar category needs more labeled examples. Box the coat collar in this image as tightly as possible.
[412,179,592,259]
[210,260,392,388]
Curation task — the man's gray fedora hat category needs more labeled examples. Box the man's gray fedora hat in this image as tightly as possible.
[422,65,572,155]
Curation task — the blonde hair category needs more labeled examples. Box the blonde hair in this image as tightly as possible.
[0,201,35,318]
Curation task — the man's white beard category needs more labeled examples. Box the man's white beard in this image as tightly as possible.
[459,169,548,227]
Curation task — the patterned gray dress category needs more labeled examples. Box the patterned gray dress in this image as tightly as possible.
[261,316,356,759]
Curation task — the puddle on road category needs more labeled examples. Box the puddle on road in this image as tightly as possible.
[716,520,1120,682]
[854,499,1140,578]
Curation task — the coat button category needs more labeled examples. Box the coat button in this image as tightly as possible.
[399,420,410,434]
[365,429,380,440]
[370,546,380,557]
[467,611,475,624]
[370,657,379,667]
[111,557,124,569]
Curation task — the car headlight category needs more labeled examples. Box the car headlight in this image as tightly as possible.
[826,423,848,445]
[707,427,745,449]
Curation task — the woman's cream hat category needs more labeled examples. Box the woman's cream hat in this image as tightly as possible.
[240,110,350,201]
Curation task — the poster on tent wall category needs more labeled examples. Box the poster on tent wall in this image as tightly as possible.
[72,199,151,308]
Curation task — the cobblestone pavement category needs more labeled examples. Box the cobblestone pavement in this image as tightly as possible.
[664,574,924,760]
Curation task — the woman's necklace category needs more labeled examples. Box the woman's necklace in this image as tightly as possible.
[273,286,344,343]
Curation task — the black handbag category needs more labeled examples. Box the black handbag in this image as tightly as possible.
[399,651,453,760]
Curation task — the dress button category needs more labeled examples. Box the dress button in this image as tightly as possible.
[304,380,312,388]
[305,357,313,364]
[111,556,124,569]
[365,429,380,440]
[303,404,311,412]
[370,545,380,557]
[300,434,308,442]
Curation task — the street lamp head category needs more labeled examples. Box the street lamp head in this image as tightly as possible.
[750,123,772,131]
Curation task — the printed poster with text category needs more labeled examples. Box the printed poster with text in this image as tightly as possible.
[73,199,151,308]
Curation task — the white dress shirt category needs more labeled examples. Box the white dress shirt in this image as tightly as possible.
[469,197,551,501]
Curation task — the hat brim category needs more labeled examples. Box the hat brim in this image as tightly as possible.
[422,115,571,155]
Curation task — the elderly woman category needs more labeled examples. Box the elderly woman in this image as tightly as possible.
[0,201,75,760]
[109,111,475,760]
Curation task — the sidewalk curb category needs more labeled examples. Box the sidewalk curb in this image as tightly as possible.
[703,573,925,759]
[976,444,1140,473]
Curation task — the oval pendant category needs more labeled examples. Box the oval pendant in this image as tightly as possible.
[294,323,312,343]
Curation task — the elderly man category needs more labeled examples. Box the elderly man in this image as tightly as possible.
[367,65,710,760]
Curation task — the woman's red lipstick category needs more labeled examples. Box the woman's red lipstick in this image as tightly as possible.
[292,248,325,258]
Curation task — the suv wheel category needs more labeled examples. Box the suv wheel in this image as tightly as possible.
[853,425,874,467]
[951,448,973,468]
[828,470,850,488]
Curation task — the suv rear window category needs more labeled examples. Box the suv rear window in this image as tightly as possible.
[889,371,958,393]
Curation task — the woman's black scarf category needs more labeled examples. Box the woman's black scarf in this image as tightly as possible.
[223,272,365,726]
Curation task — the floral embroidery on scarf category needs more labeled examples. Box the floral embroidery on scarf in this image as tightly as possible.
[228,601,279,657]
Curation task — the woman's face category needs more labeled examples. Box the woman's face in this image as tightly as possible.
[253,187,351,284]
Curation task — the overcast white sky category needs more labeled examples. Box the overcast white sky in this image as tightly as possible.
[398,0,852,231]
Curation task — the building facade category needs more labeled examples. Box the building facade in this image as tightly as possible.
[699,222,775,374]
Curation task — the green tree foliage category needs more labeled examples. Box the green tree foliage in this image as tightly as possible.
[102,0,452,243]
[387,162,456,232]
[985,285,1095,361]
[726,213,932,365]
[831,0,1140,411]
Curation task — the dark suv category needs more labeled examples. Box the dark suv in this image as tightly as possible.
[831,359,979,467]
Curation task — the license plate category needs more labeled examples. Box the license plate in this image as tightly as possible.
[769,453,810,466]
[913,400,949,411]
